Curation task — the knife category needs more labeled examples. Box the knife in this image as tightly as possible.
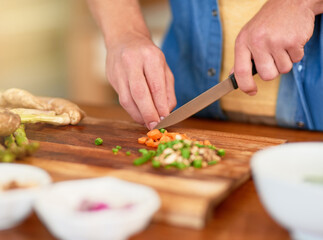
[155,61,257,129]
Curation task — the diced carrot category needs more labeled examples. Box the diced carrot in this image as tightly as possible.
[138,136,148,144]
[204,140,211,145]
[151,141,160,148]
[181,134,189,140]
[160,135,171,143]
[165,132,179,140]
[145,138,159,147]
[147,129,162,141]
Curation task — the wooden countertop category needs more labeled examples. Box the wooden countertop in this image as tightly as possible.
[1,104,323,240]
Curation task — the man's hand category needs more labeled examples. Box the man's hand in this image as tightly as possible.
[106,32,176,130]
[234,0,319,95]
[87,0,176,130]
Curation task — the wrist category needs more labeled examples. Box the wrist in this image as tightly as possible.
[304,0,323,15]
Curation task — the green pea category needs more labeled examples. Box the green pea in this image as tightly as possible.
[116,145,122,150]
[159,128,166,133]
[95,138,103,146]
[126,151,131,156]
[217,149,225,157]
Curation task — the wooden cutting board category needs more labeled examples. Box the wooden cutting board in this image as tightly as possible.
[22,117,286,229]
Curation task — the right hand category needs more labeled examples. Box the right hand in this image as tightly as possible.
[106,32,177,130]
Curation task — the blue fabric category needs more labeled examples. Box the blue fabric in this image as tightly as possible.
[162,1,323,131]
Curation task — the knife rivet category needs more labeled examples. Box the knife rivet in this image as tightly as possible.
[297,121,304,128]
[212,9,218,17]
[207,68,216,77]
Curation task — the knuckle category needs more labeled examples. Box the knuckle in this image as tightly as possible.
[169,98,177,111]
[259,69,278,81]
[292,51,304,63]
[149,81,162,94]
[118,95,131,109]
[131,85,146,100]
[278,63,293,74]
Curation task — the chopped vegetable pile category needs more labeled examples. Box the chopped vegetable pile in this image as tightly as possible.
[138,128,191,147]
[135,129,225,169]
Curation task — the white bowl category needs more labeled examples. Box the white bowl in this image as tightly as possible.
[34,177,161,240]
[251,142,323,240]
[0,163,52,230]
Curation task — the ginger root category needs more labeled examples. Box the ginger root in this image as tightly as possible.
[0,88,85,125]
[0,110,21,136]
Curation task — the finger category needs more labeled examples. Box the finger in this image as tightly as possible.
[143,55,170,119]
[252,50,279,81]
[272,49,293,74]
[114,67,145,125]
[165,65,177,112]
[234,40,257,95]
[287,46,304,63]
[128,69,160,130]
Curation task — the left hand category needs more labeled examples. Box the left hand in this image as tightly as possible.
[233,0,317,95]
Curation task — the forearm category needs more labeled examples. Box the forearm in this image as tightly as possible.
[86,0,151,48]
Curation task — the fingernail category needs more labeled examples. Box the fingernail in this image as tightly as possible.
[248,91,257,96]
[160,116,165,120]
[149,121,158,130]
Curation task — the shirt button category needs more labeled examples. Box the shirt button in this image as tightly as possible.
[212,9,218,16]
[297,121,305,128]
[297,65,303,72]
[208,68,216,77]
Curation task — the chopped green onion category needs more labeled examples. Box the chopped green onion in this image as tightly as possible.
[181,148,190,159]
[176,162,187,169]
[95,138,103,146]
[193,159,202,168]
[116,145,122,150]
[208,160,218,165]
[133,151,155,166]
[152,159,161,168]
[207,145,216,150]
[195,143,205,148]
[138,148,148,155]
[126,151,131,156]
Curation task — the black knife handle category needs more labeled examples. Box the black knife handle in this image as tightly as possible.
[229,60,257,89]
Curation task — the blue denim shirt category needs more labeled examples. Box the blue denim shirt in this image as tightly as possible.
[162,0,323,131]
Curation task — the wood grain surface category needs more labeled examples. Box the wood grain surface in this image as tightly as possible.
[2,104,323,240]
[22,117,286,229]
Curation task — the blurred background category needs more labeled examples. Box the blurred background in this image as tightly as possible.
[0,0,170,105]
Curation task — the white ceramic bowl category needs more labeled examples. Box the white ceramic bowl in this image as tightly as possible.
[34,177,161,240]
[251,142,323,240]
[0,163,52,230]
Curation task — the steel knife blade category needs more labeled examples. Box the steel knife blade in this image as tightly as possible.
[155,61,257,129]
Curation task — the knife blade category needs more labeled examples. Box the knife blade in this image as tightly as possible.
[155,61,257,129]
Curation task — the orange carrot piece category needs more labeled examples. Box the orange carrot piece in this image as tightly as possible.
[204,140,211,145]
[138,136,148,144]
[151,141,160,148]
[147,129,162,141]
[145,138,158,147]
[160,135,171,143]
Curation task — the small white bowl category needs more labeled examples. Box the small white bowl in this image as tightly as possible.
[251,142,323,240]
[0,163,52,230]
[34,177,161,240]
